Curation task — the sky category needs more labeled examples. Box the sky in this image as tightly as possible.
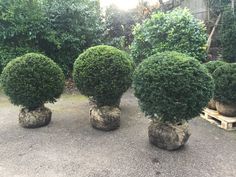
[100,0,160,10]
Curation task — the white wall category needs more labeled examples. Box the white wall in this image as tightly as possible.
[181,0,208,21]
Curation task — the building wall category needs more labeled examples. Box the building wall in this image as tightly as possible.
[181,0,208,21]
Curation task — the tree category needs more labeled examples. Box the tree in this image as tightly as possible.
[41,0,103,76]
[103,4,137,50]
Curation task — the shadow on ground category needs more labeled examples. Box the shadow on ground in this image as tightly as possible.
[0,90,236,177]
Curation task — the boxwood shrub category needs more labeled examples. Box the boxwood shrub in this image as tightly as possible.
[131,8,207,65]
[133,51,214,123]
[1,53,65,110]
[73,45,134,106]
[204,60,226,74]
[213,63,236,104]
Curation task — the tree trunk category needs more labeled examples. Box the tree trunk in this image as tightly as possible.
[207,13,222,53]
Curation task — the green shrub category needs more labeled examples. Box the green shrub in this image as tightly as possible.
[131,8,207,65]
[209,0,231,14]
[220,7,236,62]
[204,60,226,74]
[73,45,134,106]
[133,51,214,123]
[213,63,236,104]
[1,53,65,110]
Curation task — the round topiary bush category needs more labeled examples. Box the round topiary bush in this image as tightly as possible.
[213,63,236,104]
[73,45,134,106]
[131,8,207,65]
[204,60,226,74]
[1,53,65,110]
[204,60,226,110]
[133,51,214,123]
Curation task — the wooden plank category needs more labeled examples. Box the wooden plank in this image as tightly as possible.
[200,108,236,131]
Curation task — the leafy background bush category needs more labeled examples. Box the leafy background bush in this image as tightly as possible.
[1,53,65,110]
[0,0,157,76]
[103,5,137,51]
[102,2,161,51]
[209,0,231,14]
[220,7,236,63]
[73,45,134,106]
[131,8,207,65]
[213,63,236,104]
[0,0,103,76]
[133,51,214,123]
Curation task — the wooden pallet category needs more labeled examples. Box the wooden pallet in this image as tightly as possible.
[200,108,236,131]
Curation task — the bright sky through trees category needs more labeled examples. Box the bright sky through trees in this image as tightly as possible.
[100,0,159,10]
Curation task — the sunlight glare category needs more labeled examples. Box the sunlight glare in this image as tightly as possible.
[100,0,159,10]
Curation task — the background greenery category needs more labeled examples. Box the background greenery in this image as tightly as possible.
[131,8,208,65]
[0,0,103,76]
[0,0,164,77]
[0,0,235,77]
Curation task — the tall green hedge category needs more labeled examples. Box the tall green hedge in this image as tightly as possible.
[0,0,103,76]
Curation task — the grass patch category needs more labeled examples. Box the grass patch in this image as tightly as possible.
[60,93,88,101]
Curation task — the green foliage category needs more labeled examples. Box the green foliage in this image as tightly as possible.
[220,7,236,63]
[1,53,65,110]
[41,0,103,76]
[213,63,236,104]
[0,0,45,45]
[0,0,103,76]
[204,60,226,74]
[133,51,214,123]
[103,5,139,50]
[0,0,44,74]
[209,0,231,14]
[131,8,207,65]
[73,45,134,106]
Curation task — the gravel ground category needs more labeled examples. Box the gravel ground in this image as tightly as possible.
[0,90,236,177]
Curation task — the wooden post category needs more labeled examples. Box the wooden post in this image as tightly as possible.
[208,0,210,22]
[207,13,222,53]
